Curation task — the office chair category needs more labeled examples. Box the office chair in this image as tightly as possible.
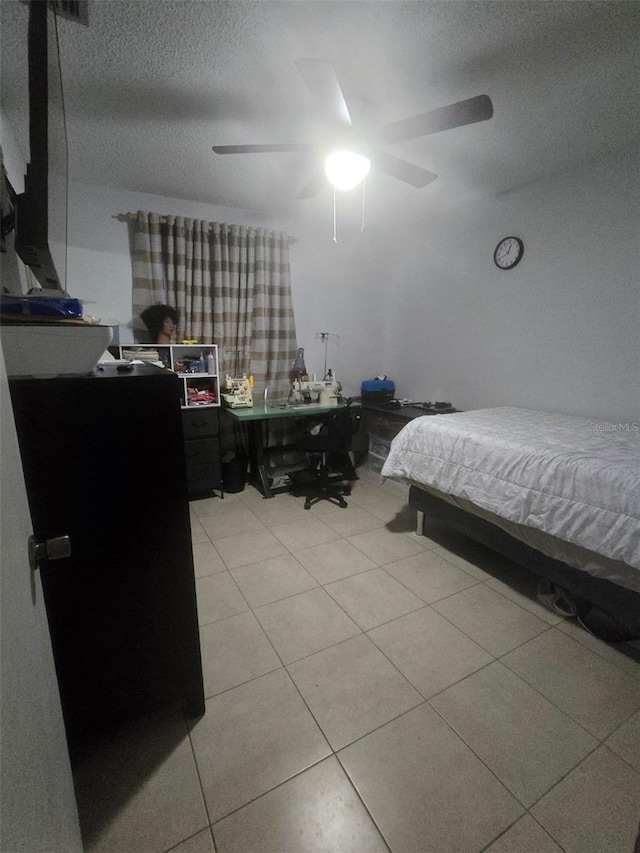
[289,402,360,510]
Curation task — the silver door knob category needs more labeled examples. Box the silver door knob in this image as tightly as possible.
[28,534,71,572]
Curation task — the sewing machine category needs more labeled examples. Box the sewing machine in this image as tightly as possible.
[221,375,253,408]
[292,377,341,407]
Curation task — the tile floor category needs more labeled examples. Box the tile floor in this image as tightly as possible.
[72,469,640,853]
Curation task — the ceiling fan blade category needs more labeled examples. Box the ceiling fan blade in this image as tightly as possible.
[297,171,326,199]
[372,151,437,188]
[377,94,493,146]
[295,58,352,127]
[212,143,314,154]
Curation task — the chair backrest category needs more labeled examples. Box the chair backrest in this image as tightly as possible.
[296,404,359,453]
[326,406,359,450]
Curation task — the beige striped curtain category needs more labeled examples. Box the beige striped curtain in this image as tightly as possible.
[131,211,298,403]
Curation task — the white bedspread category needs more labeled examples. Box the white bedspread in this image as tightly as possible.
[381,407,640,570]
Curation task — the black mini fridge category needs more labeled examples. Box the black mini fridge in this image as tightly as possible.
[9,363,205,754]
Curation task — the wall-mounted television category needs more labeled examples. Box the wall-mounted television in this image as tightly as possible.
[14,0,67,291]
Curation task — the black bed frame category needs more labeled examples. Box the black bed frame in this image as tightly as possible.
[409,486,640,638]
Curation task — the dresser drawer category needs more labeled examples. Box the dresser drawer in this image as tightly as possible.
[182,407,219,439]
[186,463,222,495]
[183,438,219,468]
[361,410,407,442]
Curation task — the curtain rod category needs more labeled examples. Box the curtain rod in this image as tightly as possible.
[113,212,298,244]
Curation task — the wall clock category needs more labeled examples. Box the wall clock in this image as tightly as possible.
[494,236,524,270]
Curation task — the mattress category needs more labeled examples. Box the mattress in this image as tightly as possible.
[381,407,640,571]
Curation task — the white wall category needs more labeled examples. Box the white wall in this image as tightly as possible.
[283,147,639,416]
[377,148,639,422]
[284,218,391,397]
[5,95,638,417]
[59,147,640,413]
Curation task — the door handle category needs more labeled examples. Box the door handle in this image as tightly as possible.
[28,534,71,572]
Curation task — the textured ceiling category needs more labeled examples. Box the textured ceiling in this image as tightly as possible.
[1,1,639,219]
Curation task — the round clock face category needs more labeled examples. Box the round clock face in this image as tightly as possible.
[494,236,524,270]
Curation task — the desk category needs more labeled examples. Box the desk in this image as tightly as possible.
[225,401,360,498]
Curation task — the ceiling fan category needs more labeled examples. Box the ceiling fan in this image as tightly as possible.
[212,58,494,199]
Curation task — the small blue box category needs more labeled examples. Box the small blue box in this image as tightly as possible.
[361,379,395,401]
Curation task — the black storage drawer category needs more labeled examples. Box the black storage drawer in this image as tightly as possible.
[182,408,222,496]
[184,437,219,468]
[186,463,222,495]
[182,407,219,439]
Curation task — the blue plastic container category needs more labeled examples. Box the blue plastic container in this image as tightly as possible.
[361,379,395,402]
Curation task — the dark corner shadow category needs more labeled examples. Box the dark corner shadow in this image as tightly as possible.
[70,703,194,847]
[420,515,497,560]
[385,504,421,534]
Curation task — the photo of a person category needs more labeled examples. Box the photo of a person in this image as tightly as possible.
[140,304,179,344]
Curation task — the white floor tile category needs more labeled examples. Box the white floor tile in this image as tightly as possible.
[605,710,640,772]
[214,529,288,569]
[200,505,267,541]
[171,829,217,853]
[432,584,550,656]
[430,662,597,806]
[75,494,640,853]
[212,757,388,853]
[230,552,318,607]
[556,618,640,680]
[288,634,423,749]
[195,571,248,625]
[254,587,361,663]
[502,629,640,739]
[532,746,640,853]
[339,704,523,853]
[324,567,426,630]
[270,516,339,551]
[189,669,330,822]
[348,526,428,566]
[484,815,564,852]
[199,610,281,697]
[292,538,377,584]
[384,548,481,603]
[322,505,385,538]
[191,540,226,578]
[368,606,494,698]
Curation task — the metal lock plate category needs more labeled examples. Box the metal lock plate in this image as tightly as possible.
[28,534,71,571]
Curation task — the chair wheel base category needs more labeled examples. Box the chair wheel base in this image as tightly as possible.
[302,491,349,510]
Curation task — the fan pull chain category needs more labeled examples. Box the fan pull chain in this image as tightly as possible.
[361,176,366,232]
[332,184,338,244]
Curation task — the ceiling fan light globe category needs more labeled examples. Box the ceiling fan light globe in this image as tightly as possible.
[324,150,371,190]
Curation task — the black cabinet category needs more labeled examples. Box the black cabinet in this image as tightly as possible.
[9,364,205,753]
[182,407,223,497]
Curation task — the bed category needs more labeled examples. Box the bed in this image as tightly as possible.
[381,407,640,638]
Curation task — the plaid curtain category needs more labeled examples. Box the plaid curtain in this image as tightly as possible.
[131,211,297,404]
